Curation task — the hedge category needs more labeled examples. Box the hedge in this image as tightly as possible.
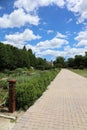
[15,69,59,110]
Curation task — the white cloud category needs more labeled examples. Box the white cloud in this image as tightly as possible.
[5,29,41,48]
[3,41,24,49]
[37,49,66,57]
[0,8,40,28]
[1,0,87,29]
[66,0,87,23]
[14,0,87,24]
[26,44,40,53]
[75,31,87,46]
[67,18,73,23]
[47,30,54,34]
[14,0,65,13]
[64,45,86,57]
[77,40,87,47]
[65,31,71,37]
[36,33,68,50]
[36,45,86,59]
[56,32,67,39]
[0,0,87,29]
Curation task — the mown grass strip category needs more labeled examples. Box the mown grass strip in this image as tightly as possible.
[69,69,87,78]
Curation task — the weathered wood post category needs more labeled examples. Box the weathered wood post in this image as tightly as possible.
[8,79,16,113]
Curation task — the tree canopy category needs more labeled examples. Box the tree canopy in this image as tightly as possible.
[53,53,87,69]
[67,53,87,69]
[0,42,52,71]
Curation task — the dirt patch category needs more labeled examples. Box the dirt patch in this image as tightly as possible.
[0,107,24,130]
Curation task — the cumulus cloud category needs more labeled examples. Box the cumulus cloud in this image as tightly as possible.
[3,41,24,49]
[14,0,87,24]
[64,45,86,57]
[26,44,40,54]
[36,45,86,59]
[14,0,65,12]
[56,32,67,39]
[36,49,66,57]
[36,33,68,50]
[1,0,87,29]
[75,31,87,46]
[66,0,87,23]
[0,8,40,28]
[5,29,41,48]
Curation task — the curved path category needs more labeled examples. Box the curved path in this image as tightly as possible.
[13,69,87,130]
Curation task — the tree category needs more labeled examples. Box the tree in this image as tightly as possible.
[21,46,30,68]
[67,58,74,68]
[0,42,6,70]
[84,52,87,68]
[85,52,87,56]
[74,55,84,69]
[67,52,87,69]
[28,49,36,67]
[53,56,65,68]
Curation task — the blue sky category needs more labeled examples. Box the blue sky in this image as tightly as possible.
[0,0,87,61]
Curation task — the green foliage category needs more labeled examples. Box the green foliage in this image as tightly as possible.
[54,52,87,69]
[0,80,8,89]
[0,42,52,71]
[67,58,74,68]
[0,80,8,105]
[15,69,59,110]
[53,56,66,68]
[0,73,6,79]
[67,53,87,69]
[79,65,84,69]
[0,69,59,109]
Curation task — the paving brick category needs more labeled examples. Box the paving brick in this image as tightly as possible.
[12,69,87,130]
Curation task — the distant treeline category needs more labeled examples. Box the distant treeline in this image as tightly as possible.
[53,52,87,69]
[67,53,87,69]
[0,42,52,71]
[0,42,87,70]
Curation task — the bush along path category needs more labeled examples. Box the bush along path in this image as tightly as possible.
[12,69,60,110]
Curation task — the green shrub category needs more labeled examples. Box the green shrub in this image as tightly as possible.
[15,69,59,110]
[3,69,60,110]
[0,73,6,79]
[0,80,8,89]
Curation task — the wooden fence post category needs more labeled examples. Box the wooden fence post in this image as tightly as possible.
[8,79,16,113]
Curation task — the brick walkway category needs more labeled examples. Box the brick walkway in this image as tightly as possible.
[12,69,87,130]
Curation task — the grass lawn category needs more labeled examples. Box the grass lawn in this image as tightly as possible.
[70,69,87,78]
